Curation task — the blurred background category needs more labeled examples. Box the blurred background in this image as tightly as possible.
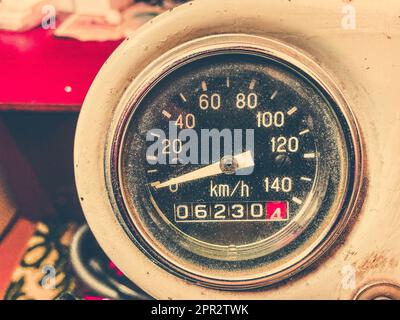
[0,0,186,300]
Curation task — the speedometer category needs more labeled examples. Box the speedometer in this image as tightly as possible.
[75,1,368,299]
[108,35,361,289]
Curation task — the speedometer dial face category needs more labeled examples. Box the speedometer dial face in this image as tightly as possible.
[113,49,357,288]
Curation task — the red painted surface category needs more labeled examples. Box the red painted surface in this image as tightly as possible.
[0,23,121,111]
[266,201,288,221]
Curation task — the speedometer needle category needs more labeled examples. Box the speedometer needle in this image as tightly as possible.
[154,151,254,189]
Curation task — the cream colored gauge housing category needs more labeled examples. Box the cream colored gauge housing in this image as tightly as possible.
[75,0,400,299]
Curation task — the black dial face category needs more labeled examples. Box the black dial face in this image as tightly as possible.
[116,51,354,277]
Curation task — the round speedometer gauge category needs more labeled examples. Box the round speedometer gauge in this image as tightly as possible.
[104,35,362,290]
[75,22,364,295]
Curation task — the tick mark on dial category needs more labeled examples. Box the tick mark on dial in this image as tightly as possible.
[300,176,312,182]
[299,129,310,136]
[249,79,256,90]
[226,77,230,88]
[162,110,172,119]
[201,81,208,92]
[303,152,316,159]
[150,132,160,138]
[147,155,158,162]
[179,93,187,102]
[270,90,278,100]
[292,197,303,205]
[287,106,298,115]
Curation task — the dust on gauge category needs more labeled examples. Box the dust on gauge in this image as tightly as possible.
[112,49,358,289]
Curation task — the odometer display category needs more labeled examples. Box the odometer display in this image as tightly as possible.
[113,47,357,288]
